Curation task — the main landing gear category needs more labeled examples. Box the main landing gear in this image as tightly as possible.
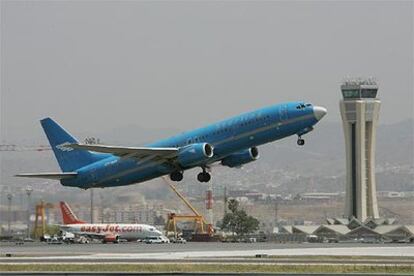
[297,136,305,146]
[197,168,211,183]
[170,169,211,183]
[170,171,183,182]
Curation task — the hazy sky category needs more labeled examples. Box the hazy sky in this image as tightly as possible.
[1,1,413,142]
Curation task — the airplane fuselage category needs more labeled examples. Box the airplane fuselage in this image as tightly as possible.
[61,223,163,241]
[61,101,324,189]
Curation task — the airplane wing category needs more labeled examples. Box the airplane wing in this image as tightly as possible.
[68,144,178,160]
[15,172,77,180]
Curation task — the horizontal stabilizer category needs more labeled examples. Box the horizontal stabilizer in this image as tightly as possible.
[69,144,178,159]
[15,172,77,180]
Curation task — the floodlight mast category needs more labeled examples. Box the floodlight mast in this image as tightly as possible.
[25,186,33,238]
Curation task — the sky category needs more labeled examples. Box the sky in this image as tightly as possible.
[1,1,413,143]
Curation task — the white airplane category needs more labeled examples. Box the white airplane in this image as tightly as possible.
[59,201,164,243]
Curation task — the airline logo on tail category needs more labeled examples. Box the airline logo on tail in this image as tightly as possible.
[60,201,86,224]
[56,142,73,152]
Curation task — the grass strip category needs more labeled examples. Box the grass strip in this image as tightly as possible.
[0,264,413,273]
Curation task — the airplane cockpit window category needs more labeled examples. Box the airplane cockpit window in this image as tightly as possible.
[296,103,308,109]
[149,227,155,231]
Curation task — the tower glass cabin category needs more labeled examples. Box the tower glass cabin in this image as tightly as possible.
[340,78,380,222]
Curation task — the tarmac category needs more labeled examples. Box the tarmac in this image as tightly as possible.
[1,242,413,262]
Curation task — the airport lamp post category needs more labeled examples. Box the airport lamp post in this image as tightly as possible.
[7,193,12,235]
[25,186,33,238]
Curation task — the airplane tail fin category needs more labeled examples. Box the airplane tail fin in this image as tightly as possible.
[60,201,86,224]
[40,118,108,172]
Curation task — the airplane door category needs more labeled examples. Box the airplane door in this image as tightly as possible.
[279,104,288,121]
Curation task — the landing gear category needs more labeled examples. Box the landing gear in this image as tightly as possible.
[170,171,183,182]
[297,136,305,146]
[197,168,211,183]
[197,172,211,182]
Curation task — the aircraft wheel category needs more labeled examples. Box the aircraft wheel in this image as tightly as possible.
[170,171,183,182]
[197,172,204,182]
[297,138,305,146]
[197,172,211,182]
[204,172,211,182]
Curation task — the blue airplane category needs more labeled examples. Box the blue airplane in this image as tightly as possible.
[16,102,326,188]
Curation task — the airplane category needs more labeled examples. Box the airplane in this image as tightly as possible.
[16,102,327,188]
[58,201,164,243]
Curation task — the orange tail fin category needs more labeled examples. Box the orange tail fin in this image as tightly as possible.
[60,201,86,224]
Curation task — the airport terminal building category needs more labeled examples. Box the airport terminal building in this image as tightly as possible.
[276,219,414,243]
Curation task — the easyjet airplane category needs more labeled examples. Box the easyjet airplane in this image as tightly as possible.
[59,201,164,243]
[17,102,326,187]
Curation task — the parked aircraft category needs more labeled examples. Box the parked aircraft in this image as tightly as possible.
[58,201,164,243]
[17,102,326,187]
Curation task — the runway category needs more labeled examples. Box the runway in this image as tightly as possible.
[1,242,413,263]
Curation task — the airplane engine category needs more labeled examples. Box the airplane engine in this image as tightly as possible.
[102,234,119,244]
[178,143,214,167]
[221,147,259,168]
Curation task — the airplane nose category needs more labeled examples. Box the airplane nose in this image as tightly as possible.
[313,106,327,120]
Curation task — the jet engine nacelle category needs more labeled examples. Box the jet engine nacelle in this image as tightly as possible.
[178,143,214,167]
[221,147,259,168]
[103,234,119,243]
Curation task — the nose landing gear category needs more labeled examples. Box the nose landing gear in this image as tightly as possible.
[297,136,305,146]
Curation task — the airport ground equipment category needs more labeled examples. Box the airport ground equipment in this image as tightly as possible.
[163,177,214,238]
[33,201,56,238]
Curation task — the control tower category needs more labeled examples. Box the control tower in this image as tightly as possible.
[340,78,380,221]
